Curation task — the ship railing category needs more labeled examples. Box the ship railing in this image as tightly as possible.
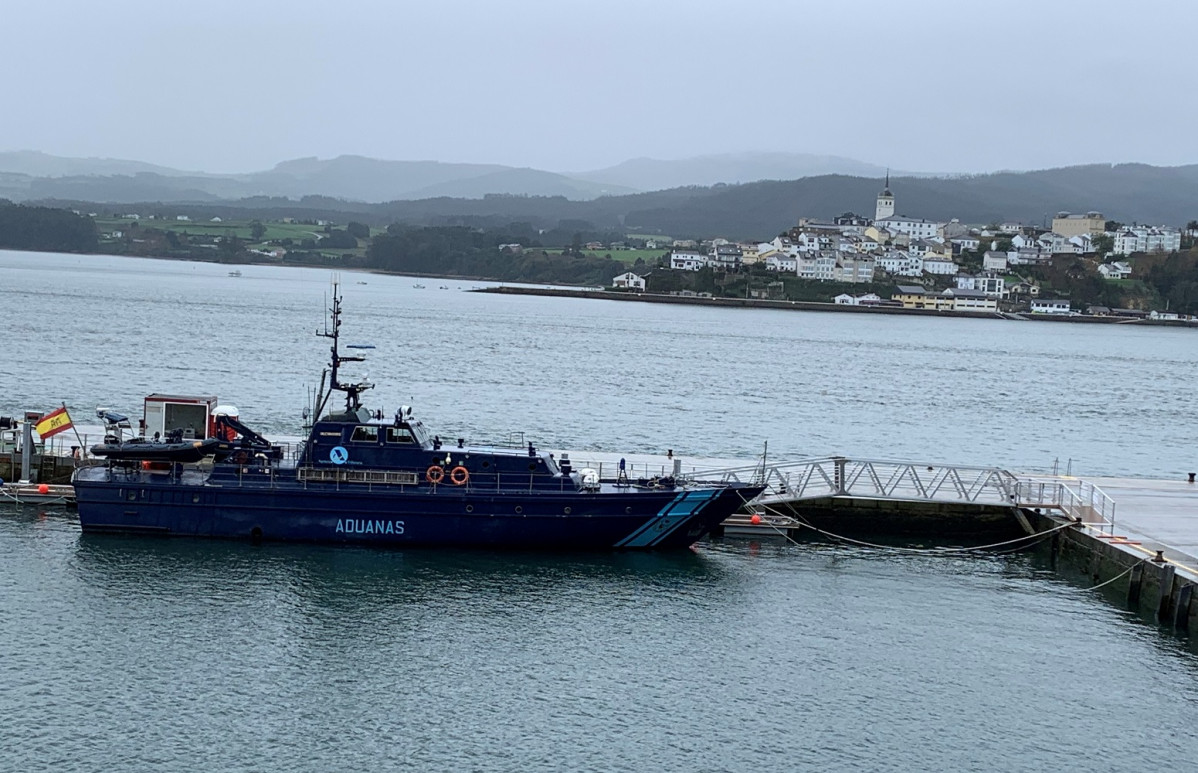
[289,466,582,493]
[567,459,708,483]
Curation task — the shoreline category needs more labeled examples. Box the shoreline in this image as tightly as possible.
[472,286,1198,326]
[9,248,1193,327]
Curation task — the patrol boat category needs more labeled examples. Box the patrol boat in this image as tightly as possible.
[73,285,762,549]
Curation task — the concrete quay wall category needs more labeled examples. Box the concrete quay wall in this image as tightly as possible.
[1030,511,1198,633]
[738,496,1029,540]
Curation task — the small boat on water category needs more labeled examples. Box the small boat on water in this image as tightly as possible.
[412,283,426,289]
[73,284,761,548]
[0,482,76,506]
[228,270,242,277]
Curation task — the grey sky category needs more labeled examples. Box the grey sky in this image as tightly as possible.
[4,0,1194,174]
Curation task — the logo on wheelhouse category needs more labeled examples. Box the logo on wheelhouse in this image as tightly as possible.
[329,446,349,465]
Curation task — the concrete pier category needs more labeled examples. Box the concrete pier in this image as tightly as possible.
[720,463,1198,632]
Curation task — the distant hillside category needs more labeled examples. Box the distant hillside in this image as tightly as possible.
[608,164,1198,239]
[20,163,1198,241]
[574,152,891,190]
[0,150,200,178]
[0,153,633,203]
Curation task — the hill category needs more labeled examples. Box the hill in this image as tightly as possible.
[573,152,892,190]
[0,153,634,202]
[17,163,1198,242]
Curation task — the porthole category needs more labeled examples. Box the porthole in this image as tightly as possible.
[192,494,200,503]
[564,507,571,515]
[625,507,632,514]
[515,506,523,514]
[482,461,490,469]
[465,504,474,513]
[528,462,537,471]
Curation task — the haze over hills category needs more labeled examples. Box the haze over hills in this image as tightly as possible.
[2,151,1196,240]
[574,152,894,190]
[0,151,898,203]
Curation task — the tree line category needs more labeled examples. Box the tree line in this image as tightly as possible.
[366,224,628,285]
[0,200,97,252]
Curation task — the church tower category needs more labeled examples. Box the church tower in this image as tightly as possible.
[875,170,895,222]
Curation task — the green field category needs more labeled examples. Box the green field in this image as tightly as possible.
[541,248,667,265]
[94,217,382,257]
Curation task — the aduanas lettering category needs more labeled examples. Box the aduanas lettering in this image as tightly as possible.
[335,518,405,535]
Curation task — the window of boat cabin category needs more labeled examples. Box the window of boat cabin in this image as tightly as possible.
[386,427,414,444]
[350,426,379,443]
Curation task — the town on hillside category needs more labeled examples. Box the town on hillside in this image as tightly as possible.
[610,178,1194,319]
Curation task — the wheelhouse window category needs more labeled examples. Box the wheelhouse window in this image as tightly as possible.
[350,426,379,443]
[386,427,414,444]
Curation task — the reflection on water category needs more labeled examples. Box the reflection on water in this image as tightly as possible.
[5,249,1198,769]
[3,509,1198,770]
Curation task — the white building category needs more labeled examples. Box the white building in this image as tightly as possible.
[955,274,1008,299]
[1030,298,1073,315]
[1097,261,1132,279]
[669,250,706,271]
[951,237,981,254]
[1007,247,1052,266]
[1112,226,1182,256]
[834,292,882,305]
[874,215,940,240]
[982,251,1009,271]
[611,272,646,290]
[797,253,838,281]
[875,250,923,277]
[941,288,998,312]
[765,254,797,273]
[921,256,959,276]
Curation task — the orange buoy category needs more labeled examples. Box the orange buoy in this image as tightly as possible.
[750,514,762,525]
[449,466,469,486]
[38,483,50,494]
[426,465,445,484]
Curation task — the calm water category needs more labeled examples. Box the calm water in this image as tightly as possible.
[2,251,1197,477]
[2,251,1198,770]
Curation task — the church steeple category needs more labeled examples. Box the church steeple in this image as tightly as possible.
[875,169,895,221]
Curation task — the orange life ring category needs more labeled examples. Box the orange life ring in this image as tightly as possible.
[426,465,445,484]
[450,466,469,486]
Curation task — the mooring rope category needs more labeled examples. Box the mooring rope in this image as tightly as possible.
[1086,557,1151,591]
[740,497,1078,556]
[731,492,1155,590]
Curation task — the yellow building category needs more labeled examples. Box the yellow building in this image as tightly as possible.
[892,285,950,310]
[1051,211,1105,238]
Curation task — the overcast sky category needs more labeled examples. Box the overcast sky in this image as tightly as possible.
[3,0,1195,174]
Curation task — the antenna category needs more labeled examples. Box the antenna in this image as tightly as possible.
[316,280,374,415]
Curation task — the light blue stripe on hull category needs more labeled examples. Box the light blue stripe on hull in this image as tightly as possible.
[616,490,717,548]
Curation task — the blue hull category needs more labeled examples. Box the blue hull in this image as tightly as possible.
[73,468,760,550]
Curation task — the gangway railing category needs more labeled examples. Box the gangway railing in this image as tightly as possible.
[686,456,1117,534]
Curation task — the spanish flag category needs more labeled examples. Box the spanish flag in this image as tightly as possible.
[35,406,73,439]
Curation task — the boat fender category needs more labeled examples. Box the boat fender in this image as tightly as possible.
[426,465,445,484]
[450,466,469,486]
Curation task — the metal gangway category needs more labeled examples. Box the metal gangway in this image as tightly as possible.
[689,456,1118,534]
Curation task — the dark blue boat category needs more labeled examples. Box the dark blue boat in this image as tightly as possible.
[73,285,762,548]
